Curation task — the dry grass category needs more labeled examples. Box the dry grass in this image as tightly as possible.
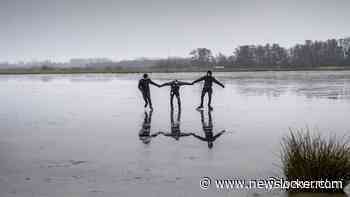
[281,128,350,193]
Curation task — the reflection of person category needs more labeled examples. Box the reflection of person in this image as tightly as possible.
[190,110,226,149]
[192,71,225,110]
[138,73,160,110]
[160,80,192,109]
[138,111,161,144]
[158,108,192,140]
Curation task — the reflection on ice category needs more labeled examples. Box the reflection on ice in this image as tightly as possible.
[190,110,226,149]
[157,108,193,141]
[138,107,227,149]
[138,110,161,144]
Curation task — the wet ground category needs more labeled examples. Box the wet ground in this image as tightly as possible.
[1,71,350,197]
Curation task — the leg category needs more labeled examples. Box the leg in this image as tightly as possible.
[200,90,205,107]
[177,107,181,122]
[200,110,205,126]
[170,93,175,109]
[207,110,212,127]
[146,92,153,110]
[142,92,148,107]
[208,89,213,110]
[148,110,153,122]
[170,106,174,124]
[176,94,181,109]
[197,89,206,109]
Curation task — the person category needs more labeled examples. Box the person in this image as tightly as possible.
[138,111,161,144]
[138,73,160,110]
[192,71,225,110]
[190,110,226,149]
[160,79,192,109]
[158,108,192,140]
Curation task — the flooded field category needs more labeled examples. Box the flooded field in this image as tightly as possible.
[1,71,350,197]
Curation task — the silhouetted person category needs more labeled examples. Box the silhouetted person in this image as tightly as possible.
[160,80,192,109]
[138,73,160,110]
[158,108,192,140]
[138,111,161,144]
[192,71,225,110]
[190,110,226,149]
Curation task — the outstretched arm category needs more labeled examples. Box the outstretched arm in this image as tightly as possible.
[178,81,193,86]
[192,77,205,85]
[160,82,172,87]
[213,77,225,88]
[212,130,226,141]
[189,133,206,141]
[149,80,161,88]
[157,131,173,137]
[179,132,193,137]
[150,132,162,138]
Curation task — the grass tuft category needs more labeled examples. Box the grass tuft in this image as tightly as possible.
[281,128,350,193]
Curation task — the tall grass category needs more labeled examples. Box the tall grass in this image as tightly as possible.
[281,128,350,193]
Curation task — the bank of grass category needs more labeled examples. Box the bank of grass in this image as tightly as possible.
[281,128,350,193]
[1,66,350,75]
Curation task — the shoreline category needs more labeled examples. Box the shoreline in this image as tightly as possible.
[0,66,350,75]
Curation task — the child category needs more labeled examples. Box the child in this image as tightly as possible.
[160,79,192,109]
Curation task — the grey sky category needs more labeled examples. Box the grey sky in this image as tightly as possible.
[1,0,349,62]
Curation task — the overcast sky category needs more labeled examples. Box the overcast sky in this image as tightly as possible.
[1,0,350,62]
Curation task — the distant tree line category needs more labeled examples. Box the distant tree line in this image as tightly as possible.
[1,37,350,72]
[156,38,350,69]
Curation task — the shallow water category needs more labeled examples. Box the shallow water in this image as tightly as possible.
[1,71,350,197]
